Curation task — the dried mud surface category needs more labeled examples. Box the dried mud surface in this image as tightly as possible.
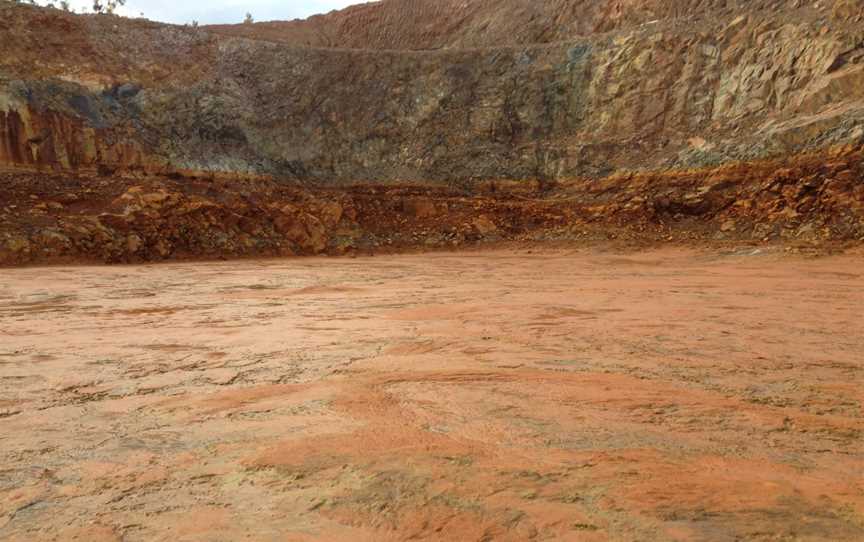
[1,247,862,541]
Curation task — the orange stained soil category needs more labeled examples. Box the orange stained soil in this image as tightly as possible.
[0,247,862,541]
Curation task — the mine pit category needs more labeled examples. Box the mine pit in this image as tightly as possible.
[1,0,863,540]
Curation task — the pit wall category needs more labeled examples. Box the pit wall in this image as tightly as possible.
[1,147,861,266]
[1,3,863,183]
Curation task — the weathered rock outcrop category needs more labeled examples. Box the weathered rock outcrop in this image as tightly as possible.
[3,146,862,265]
[211,0,864,50]
[1,1,863,264]
[1,1,863,183]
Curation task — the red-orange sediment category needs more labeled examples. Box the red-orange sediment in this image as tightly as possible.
[0,248,861,540]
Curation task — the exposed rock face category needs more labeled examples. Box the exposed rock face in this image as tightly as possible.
[210,0,864,50]
[0,1,863,264]
[1,1,863,183]
[2,147,862,265]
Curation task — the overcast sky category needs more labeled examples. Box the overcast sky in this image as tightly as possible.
[61,1,368,25]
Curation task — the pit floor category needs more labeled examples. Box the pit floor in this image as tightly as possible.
[1,247,862,541]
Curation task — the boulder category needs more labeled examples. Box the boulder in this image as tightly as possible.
[473,215,499,236]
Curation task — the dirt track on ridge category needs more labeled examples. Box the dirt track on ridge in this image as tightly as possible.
[1,247,862,540]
